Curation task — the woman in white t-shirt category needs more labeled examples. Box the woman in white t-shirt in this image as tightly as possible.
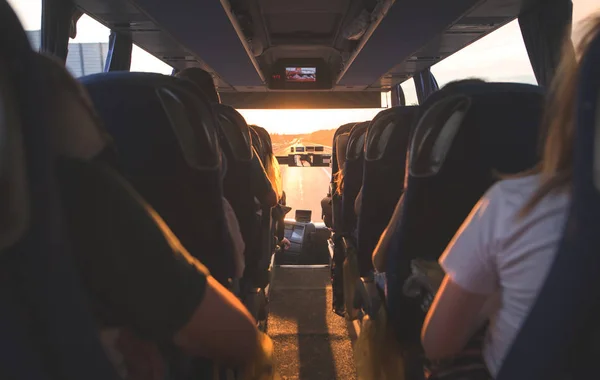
[421,14,600,378]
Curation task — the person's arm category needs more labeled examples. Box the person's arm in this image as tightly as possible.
[421,186,503,361]
[372,194,404,272]
[354,187,363,216]
[422,277,499,360]
[174,276,258,366]
[58,161,259,367]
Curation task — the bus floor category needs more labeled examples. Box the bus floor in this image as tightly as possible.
[267,266,358,380]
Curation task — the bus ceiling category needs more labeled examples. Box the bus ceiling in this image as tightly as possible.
[45,0,572,101]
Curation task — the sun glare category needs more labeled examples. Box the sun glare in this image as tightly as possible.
[238,108,385,135]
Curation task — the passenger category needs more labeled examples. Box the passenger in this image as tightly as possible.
[175,67,220,103]
[251,125,291,250]
[331,132,351,314]
[39,54,264,376]
[421,16,600,379]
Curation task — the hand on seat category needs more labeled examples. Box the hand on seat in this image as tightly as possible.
[280,238,291,251]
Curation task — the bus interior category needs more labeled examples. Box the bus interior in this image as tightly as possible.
[1,0,600,379]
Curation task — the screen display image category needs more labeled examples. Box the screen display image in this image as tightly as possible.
[285,67,317,82]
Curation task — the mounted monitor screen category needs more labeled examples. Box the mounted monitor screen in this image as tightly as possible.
[269,59,332,90]
[285,67,316,83]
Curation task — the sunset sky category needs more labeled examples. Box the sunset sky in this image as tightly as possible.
[9,0,599,134]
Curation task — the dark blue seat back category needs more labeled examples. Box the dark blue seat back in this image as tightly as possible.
[497,32,600,380]
[0,2,121,378]
[212,103,273,288]
[81,72,233,283]
[386,82,545,343]
[341,122,369,235]
[357,106,418,275]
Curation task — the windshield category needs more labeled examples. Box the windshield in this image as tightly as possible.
[240,108,384,221]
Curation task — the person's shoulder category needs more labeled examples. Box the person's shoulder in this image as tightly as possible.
[485,175,541,207]
[472,175,542,231]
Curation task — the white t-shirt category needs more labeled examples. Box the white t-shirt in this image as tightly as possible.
[440,174,570,377]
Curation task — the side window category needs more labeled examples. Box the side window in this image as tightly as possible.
[67,16,174,76]
[131,45,173,75]
[9,0,171,77]
[380,79,419,107]
[430,20,537,87]
[66,14,110,77]
[400,79,419,105]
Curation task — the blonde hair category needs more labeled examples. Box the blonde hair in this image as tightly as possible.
[334,169,344,196]
[520,13,600,216]
[266,155,283,199]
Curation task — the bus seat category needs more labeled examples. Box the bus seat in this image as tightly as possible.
[81,72,234,284]
[386,82,545,345]
[357,106,418,276]
[341,122,370,236]
[212,103,274,294]
[496,32,600,380]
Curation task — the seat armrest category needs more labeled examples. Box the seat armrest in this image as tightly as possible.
[354,274,383,320]
[341,236,357,254]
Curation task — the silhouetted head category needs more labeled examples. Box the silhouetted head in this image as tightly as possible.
[175,67,220,104]
[441,78,486,92]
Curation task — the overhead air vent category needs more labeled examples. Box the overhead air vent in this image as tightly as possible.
[407,56,441,62]
[162,56,197,62]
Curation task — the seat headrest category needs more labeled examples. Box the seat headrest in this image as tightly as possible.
[248,125,264,159]
[409,95,471,176]
[346,121,370,161]
[365,106,418,161]
[253,125,273,155]
[212,103,252,162]
[335,122,357,138]
[175,67,220,104]
[409,82,544,178]
[81,72,221,171]
[0,56,28,249]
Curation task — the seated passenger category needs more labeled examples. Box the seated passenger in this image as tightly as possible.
[421,17,600,378]
[39,54,263,375]
[175,67,220,103]
[333,132,351,198]
[251,125,291,250]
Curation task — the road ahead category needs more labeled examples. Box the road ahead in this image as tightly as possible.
[281,165,331,222]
